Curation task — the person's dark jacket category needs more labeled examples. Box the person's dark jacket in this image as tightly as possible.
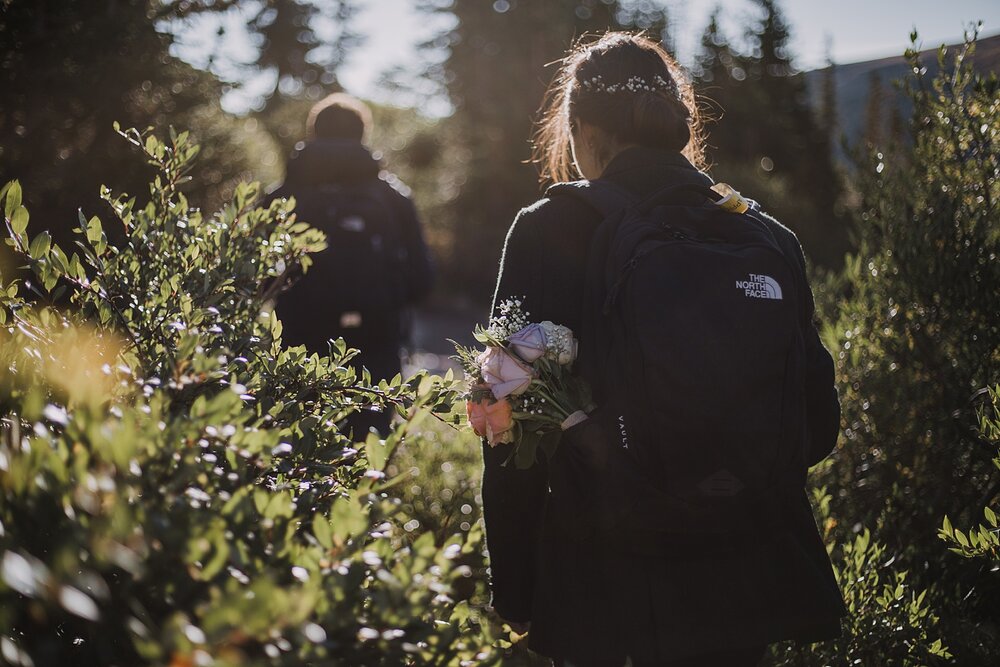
[268,139,434,370]
[483,146,845,662]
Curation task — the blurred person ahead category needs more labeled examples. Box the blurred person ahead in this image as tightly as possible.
[483,33,844,666]
[269,93,434,435]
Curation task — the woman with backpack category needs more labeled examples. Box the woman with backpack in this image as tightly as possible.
[482,32,846,666]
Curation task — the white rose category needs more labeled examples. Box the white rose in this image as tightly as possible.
[539,321,578,365]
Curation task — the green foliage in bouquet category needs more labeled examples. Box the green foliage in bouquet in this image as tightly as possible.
[0,127,495,665]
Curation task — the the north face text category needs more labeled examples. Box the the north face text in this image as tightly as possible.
[736,273,783,300]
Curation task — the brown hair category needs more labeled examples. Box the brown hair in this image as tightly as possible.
[306,93,373,142]
[533,32,706,183]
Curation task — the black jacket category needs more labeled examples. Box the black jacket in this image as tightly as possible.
[269,139,433,367]
[483,147,845,661]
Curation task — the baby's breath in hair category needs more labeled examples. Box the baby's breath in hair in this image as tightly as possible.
[579,74,678,97]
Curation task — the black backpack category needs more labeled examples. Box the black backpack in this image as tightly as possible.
[280,179,408,348]
[547,180,810,538]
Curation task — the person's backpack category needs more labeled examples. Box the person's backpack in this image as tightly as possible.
[547,180,810,538]
[280,179,408,347]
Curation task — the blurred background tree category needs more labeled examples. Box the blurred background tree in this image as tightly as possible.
[419,0,672,299]
[692,0,851,271]
[0,0,357,253]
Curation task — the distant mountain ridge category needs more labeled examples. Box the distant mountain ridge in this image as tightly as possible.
[805,32,1000,150]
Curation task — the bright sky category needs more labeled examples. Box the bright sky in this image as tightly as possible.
[170,0,999,115]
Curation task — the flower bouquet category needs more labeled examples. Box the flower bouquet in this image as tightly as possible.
[453,299,594,468]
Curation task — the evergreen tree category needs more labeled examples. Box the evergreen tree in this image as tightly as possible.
[819,41,839,144]
[862,71,885,146]
[0,1,231,249]
[694,8,736,86]
[425,0,670,297]
[0,1,359,253]
[249,0,362,157]
[695,0,850,269]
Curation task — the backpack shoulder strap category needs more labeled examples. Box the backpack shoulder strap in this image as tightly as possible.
[544,179,637,217]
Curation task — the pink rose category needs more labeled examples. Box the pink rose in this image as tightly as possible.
[507,323,547,362]
[477,345,534,398]
[467,396,514,446]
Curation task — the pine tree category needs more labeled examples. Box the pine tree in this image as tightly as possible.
[0,0,359,252]
[819,40,838,144]
[425,1,670,297]
[862,71,885,146]
[251,0,360,104]
[0,1,234,249]
[695,9,726,83]
[695,0,849,268]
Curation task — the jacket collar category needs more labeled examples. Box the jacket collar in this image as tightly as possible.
[599,146,711,186]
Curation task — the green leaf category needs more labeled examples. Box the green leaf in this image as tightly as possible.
[50,246,69,273]
[4,180,21,219]
[985,506,997,527]
[365,432,389,472]
[514,435,538,469]
[86,216,103,245]
[11,207,28,236]
[331,496,368,542]
[28,231,51,259]
[200,539,230,580]
[312,513,333,549]
[264,492,294,519]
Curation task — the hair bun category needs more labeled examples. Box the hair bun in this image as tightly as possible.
[631,90,692,151]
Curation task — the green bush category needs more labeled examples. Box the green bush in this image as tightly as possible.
[0,127,495,665]
[940,386,1000,563]
[810,28,1000,663]
[769,491,949,666]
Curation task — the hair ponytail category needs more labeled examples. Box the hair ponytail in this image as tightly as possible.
[533,32,706,183]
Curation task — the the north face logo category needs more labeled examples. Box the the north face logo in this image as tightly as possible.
[736,273,783,300]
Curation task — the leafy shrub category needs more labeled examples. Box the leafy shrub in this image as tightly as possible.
[940,386,1000,563]
[0,127,495,665]
[811,28,1000,662]
[822,28,1000,552]
[768,491,949,666]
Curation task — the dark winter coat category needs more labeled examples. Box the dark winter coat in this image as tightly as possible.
[483,146,846,662]
[269,139,434,379]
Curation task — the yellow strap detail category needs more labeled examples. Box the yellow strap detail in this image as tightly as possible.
[711,183,750,214]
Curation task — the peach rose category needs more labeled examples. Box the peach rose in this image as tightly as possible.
[467,397,514,446]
